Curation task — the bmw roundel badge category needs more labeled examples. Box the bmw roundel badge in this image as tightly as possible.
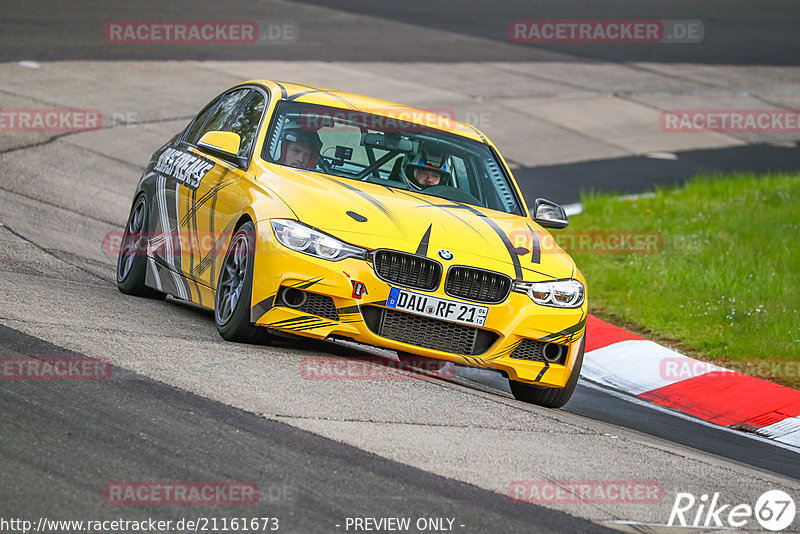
[438,249,453,261]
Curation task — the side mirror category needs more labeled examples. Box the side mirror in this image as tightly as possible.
[532,198,568,229]
[197,131,246,168]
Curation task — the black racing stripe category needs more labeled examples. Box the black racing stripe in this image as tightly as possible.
[450,200,523,281]
[207,170,223,285]
[163,180,183,281]
[396,191,486,239]
[269,315,317,327]
[415,224,433,256]
[525,222,541,265]
[534,362,550,382]
[290,321,338,332]
[395,192,519,276]
[275,82,288,99]
[337,305,361,315]
[463,356,488,368]
[280,319,332,331]
[541,317,587,342]
[319,176,407,238]
[251,294,276,320]
[277,319,326,330]
[286,90,316,102]
[286,88,358,109]
[194,218,237,276]
[293,277,323,290]
[370,300,388,307]
[486,340,522,360]
[189,184,203,306]
[326,176,401,227]
[180,177,233,228]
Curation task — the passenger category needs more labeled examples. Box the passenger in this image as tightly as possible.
[279,128,322,170]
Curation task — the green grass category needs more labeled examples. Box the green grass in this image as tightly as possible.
[562,172,800,388]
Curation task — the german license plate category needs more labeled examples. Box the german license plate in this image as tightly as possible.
[386,287,488,327]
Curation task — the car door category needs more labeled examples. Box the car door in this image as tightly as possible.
[148,87,267,307]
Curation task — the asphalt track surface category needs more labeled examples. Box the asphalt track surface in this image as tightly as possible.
[456,365,800,480]
[294,0,800,65]
[514,143,800,205]
[2,1,800,532]
[1,0,798,64]
[0,325,609,533]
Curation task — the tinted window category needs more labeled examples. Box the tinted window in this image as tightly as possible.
[264,101,523,215]
[186,89,251,146]
[228,92,266,157]
[184,96,221,145]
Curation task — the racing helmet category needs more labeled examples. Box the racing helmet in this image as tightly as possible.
[402,147,452,190]
[279,125,322,169]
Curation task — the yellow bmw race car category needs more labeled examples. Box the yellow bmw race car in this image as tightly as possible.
[116,80,588,408]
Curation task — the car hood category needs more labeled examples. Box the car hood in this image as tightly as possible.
[260,166,575,281]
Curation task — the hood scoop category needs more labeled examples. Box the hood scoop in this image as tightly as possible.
[346,211,368,222]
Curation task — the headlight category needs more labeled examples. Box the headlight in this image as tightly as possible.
[271,219,367,262]
[513,279,585,308]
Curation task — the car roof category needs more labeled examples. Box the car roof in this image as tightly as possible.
[240,79,487,143]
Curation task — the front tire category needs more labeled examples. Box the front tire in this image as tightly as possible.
[116,194,166,299]
[214,221,271,344]
[509,335,585,408]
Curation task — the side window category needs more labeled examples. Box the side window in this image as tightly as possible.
[450,155,468,190]
[227,92,266,157]
[186,89,251,146]
[183,96,221,145]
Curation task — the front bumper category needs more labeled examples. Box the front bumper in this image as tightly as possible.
[249,226,586,389]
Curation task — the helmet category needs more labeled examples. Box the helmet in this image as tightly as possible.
[279,126,322,169]
[402,147,452,190]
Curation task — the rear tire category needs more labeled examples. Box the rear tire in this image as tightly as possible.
[214,221,272,344]
[116,194,166,299]
[509,335,585,408]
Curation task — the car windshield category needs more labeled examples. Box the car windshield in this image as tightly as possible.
[263,101,524,215]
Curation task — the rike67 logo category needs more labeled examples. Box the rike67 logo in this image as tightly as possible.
[668,490,796,531]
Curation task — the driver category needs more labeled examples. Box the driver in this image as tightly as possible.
[279,127,322,170]
[402,148,452,190]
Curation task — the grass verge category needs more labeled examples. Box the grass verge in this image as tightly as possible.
[561,172,800,389]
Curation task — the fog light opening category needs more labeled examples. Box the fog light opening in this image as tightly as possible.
[279,287,308,308]
[543,342,565,363]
